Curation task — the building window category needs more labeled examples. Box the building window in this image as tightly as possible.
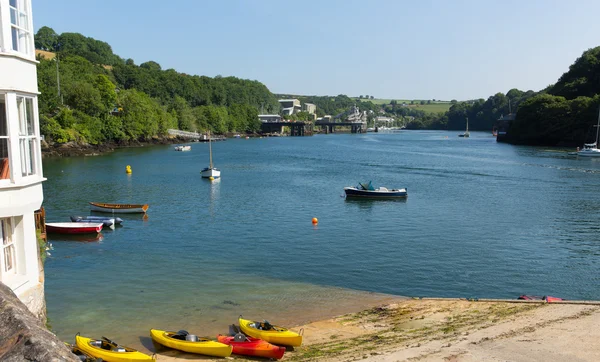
[9,0,32,55]
[17,96,36,177]
[0,218,16,277]
[0,96,9,180]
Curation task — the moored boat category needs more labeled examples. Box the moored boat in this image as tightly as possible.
[238,317,303,347]
[577,107,600,157]
[46,222,103,234]
[344,181,407,199]
[75,335,154,362]
[174,145,191,151]
[89,202,149,214]
[201,130,221,179]
[71,215,124,225]
[217,326,286,359]
[150,329,232,357]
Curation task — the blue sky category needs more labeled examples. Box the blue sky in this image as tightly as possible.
[33,0,600,101]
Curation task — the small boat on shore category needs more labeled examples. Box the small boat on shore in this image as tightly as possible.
[174,145,191,151]
[344,181,407,199]
[71,215,123,226]
[46,222,103,234]
[75,335,154,361]
[217,325,286,359]
[239,317,303,347]
[150,329,232,357]
[89,202,149,214]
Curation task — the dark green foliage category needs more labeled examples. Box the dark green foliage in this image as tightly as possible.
[57,32,123,65]
[550,47,600,99]
[36,28,277,144]
[35,26,58,51]
[506,94,600,146]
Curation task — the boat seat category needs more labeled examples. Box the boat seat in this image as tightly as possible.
[378,187,388,191]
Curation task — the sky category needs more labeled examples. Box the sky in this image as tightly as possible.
[32,0,600,101]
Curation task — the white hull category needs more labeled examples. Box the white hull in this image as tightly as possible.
[90,204,146,213]
[201,168,221,178]
[175,145,191,151]
[577,150,600,157]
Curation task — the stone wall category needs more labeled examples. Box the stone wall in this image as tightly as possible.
[0,282,78,361]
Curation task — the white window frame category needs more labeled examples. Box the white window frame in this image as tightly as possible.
[0,217,16,281]
[0,94,10,182]
[16,95,37,177]
[8,0,32,56]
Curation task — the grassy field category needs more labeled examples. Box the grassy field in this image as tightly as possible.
[359,98,452,114]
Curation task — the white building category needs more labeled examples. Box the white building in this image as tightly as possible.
[0,0,45,317]
[278,99,301,115]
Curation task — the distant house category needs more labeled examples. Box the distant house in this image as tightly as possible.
[258,114,282,123]
[302,103,317,121]
[375,116,394,124]
[278,99,301,115]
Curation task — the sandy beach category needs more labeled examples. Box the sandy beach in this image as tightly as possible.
[156,298,600,362]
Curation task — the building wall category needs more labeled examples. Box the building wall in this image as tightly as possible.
[0,0,45,319]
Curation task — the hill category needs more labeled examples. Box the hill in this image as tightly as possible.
[35,26,278,146]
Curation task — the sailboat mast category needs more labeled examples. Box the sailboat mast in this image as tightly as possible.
[596,107,600,145]
[466,117,469,132]
[208,130,213,169]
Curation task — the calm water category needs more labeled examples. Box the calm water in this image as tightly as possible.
[42,131,600,349]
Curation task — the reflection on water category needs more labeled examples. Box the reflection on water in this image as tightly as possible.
[48,233,104,243]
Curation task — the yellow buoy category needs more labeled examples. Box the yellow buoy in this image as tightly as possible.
[209,176,215,181]
[125,165,132,174]
[312,217,318,225]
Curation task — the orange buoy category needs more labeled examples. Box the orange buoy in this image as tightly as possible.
[312,217,318,225]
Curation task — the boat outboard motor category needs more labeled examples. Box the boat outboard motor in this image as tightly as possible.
[185,334,199,342]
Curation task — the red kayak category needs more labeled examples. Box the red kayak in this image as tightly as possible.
[217,334,286,360]
[46,222,103,234]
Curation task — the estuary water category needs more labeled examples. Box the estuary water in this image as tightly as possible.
[42,131,600,349]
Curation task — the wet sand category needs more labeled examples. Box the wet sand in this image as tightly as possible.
[155,298,600,361]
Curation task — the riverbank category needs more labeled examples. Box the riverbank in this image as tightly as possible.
[155,298,600,361]
[41,136,185,157]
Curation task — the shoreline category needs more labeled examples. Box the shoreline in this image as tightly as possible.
[153,298,600,361]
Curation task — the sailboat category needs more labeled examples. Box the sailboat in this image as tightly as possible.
[458,117,470,138]
[577,107,600,157]
[201,130,221,178]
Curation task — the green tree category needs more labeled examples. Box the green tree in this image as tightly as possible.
[35,26,58,51]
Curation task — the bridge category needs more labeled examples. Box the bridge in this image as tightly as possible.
[314,121,367,134]
[260,121,313,136]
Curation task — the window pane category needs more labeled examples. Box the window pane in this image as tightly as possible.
[0,100,7,136]
[20,138,31,176]
[11,28,19,51]
[10,8,17,25]
[9,0,17,8]
[4,245,15,272]
[25,98,34,135]
[0,220,5,244]
[28,138,35,174]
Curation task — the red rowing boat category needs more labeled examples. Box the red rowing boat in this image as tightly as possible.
[45,222,103,234]
[217,334,286,360]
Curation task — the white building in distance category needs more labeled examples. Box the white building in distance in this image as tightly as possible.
[0,0,46,317]
[279,99,301,115]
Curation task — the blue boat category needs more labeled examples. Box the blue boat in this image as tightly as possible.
[70,215,123,226]
[344,181,407,199]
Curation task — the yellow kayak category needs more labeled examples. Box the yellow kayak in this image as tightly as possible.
[75,335,154,362]
[238,317,303,347]
[150,329,232,357]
